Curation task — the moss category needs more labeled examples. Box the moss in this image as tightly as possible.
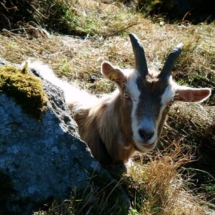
[0,63,48,120]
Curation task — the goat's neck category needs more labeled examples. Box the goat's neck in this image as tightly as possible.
[97,91,135,162]
[73,90,135,164]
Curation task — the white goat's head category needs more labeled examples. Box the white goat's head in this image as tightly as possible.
[101,34,211,153]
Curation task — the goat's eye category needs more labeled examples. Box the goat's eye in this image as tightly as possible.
[124,93,130,99]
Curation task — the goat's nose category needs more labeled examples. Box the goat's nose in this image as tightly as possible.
[138,129,154,141]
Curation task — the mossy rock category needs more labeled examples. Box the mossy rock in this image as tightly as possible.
[0,63,47,119]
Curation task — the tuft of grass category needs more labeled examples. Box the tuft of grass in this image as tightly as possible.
[36,173,129,215]
[124,142,209,215]
[160,102,215,205]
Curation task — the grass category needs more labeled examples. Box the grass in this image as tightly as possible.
[125,143,204,215]
[0,0,215,214]
[36,178,128,215]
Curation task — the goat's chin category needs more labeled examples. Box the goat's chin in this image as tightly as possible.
[134,141,157,152]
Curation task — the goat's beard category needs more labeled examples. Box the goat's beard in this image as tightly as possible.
[133,139,158,153]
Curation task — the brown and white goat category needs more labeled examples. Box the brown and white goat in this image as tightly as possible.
[30,34,211,165]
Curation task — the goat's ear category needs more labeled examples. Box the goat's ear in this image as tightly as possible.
[175,86,211,102]
[101,61,126,88]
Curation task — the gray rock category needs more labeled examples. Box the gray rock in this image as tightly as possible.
[0,59,129,214]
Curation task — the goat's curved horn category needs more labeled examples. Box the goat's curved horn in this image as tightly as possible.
[129,33,148,76]
[159,43,183,79]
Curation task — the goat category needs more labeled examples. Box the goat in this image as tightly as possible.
[30,34,211,165]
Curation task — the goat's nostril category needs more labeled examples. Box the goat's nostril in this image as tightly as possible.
[138,129,154,141]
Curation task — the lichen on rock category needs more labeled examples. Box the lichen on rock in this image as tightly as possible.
[0,62,48,119]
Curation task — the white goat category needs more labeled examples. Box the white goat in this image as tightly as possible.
[30,34,211,165]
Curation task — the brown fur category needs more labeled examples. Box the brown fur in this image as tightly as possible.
[72,91,135,165]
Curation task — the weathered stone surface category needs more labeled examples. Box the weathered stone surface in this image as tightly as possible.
[0,59,128,214]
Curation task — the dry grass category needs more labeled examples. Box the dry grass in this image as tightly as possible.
[160,102,214,151]
[37,179,127,215]
[0,0,215,214]
[126,142,214,215]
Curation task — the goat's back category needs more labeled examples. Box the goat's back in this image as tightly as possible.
[29,61,98,110]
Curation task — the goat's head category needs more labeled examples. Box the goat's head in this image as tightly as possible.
[101,34,211,153]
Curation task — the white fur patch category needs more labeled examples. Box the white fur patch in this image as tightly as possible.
[155,76,175,137]
[126,70,141,143]
[125,70,156,151]
[161,76,175,105]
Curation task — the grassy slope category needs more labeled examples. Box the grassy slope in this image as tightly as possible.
[0,0,215,214]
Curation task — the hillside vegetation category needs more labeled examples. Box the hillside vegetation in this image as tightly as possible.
[0,0,215,214]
